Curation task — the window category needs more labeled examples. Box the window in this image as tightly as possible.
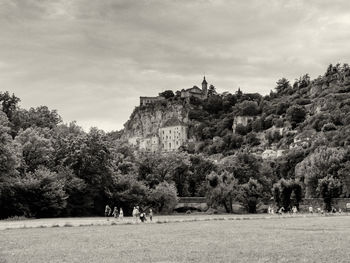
[169,143,171,148]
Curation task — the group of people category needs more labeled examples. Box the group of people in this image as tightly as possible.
[308,206,342,214]
[267,205,343,215]
[267,205,298,215]
[132,206,153,223]
[104,205,153,223]
[104,205,124,220]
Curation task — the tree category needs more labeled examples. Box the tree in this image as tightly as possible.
[317,176,342,211]
[28,106,62,129]
[56,167,92,216]
[206,171,239,213]
[188,155,216,196]
[220,152,261,184]
[338,161,350,197]
[159,90,174,99]
[295,147,346,198]
[275,102,289,115]
[61,127,115,215]
[272,179,302,211]
[0,110,20,178]
[275,78,291,94]
[235,124,247,136]
[147,182,178,213]
[239,101,259,116]
[208,85,217,96]
[15,127,54,173]
[0,110,21,218]
[286,105,306,126]
[111,173,149,216]
[238,179,263,213]
[0,91,20,122]
[14,167,68,218]
[203,95,223,114]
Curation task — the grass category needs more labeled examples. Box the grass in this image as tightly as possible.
[0,216,350,262]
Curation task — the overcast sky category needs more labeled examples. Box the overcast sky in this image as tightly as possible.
[1,0,350,131]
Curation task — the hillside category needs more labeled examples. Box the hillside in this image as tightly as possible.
[122,63,350,157]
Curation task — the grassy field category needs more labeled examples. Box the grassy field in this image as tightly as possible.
[0,216,349,262]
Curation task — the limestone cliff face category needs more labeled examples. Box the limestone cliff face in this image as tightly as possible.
[122,101,190,140]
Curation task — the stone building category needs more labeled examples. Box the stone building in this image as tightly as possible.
[139,135,160,152]
[140,96,165,106]
[181,76,208,99]
[159,118,188,151]
[261,149,285,160]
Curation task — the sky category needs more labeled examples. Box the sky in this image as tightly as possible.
[1,0,350,132]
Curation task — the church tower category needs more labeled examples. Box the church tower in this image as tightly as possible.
[202,76,208,98]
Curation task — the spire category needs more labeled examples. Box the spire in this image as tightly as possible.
[202,76,207,84]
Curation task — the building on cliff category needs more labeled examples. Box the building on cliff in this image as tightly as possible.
[159,117,188,152]
[139,135,160,152]
[140,96,165,106]
[181,76,208,99]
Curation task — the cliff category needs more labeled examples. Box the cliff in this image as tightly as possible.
[122,99,191,141]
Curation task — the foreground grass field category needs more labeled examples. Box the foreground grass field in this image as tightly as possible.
[1,216,349,262]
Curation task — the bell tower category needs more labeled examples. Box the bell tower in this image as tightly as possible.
[202,76,208,98]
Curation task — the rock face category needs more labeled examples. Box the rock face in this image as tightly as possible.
[122,101,190,141]
[232,115,256,133]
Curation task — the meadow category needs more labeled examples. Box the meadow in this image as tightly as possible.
[0,215,349,262]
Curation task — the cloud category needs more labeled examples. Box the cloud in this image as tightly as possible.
[0,0,350,131]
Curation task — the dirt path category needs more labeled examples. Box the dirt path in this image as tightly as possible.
[1,213,348,230]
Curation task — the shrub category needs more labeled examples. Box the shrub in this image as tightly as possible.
[322,123,337,132]
[235,124,247,136]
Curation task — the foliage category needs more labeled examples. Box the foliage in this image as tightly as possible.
[317,176,342,211]
[236,101,260,116]
[238,179,263,213]
[159,90,175,99]
[206,171,239,213]
[148,182,178,213]
[13,167,68,218]
[286,105,306,127]
[272,179,302,210]
[295,147,346,198]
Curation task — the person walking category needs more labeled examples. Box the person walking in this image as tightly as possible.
[112,207,118,219]
[135,206,140,223]
[119,208,124,220]
[105,205,111,219]
[149,208,153,222]
[309,206,313,214]
[132,206,137,222]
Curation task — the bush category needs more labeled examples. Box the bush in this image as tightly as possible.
[235,124,247,136]
[240,101,260,116]
[286,105,306,126]
[322,123,337,132]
